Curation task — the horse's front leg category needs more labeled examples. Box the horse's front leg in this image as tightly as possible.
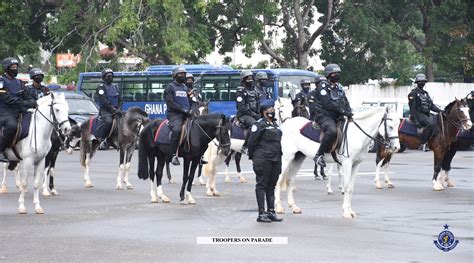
[287,177,301,214]
[383,163,394,188]
[166,160,175,184]
[156,155,169,203]
[235,152,247,183]
[84,154,93,188]
[326,164,334,194]
[185,158,200,205]
[33,159,45,214]
[374,159,384,189]
[341,161,355,218]
[432,148,445,191]
[116,149,125,190]
[42,167,51,196]
[179,157,191,204]
[123,147,135,190]
[0,163,7,193]
[18,161,28,214]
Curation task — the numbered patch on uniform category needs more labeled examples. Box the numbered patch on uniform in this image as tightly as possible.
[251,125,258,132]
[320,89,327,96]
[98,89,105,95]
[192,97,197,102]
[236,96,243,102]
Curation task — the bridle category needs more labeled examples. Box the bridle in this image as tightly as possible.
[352,112,398,149]
[190,117,231,153]
[276,99,291,123]
[34,98,70,152]
[443,102,471,130]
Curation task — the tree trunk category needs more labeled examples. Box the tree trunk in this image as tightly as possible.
[426,54,435,81]
[298,50,309,69]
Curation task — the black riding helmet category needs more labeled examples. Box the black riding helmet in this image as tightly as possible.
[2,57,19,71]
[29,68,44,79]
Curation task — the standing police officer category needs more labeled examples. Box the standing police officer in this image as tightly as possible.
[236,70,260,154]
[165,66,193,166]
[247,99,283,223]
[308,75,327,120]
[0,58,37,162]
[310,64,352,167]
[254,71,271,102]
[408,73,443,144]
[292,79,311,109]
[26,68,50,100]
[95,68,121,142]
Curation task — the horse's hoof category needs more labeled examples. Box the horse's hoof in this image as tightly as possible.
[126,184,133,190]
[291,186,297,192]
[276,206,284,214]
[213,191,220,196]
[206,190,213,196]
[35,207,44,214]
[150,196,159,203]
[447,180,455,187]
[116,185,123,190]
[192,181,195,186]
[375,181,383,189]
[85,181,94,188]
[292,207,302,214]
[51,189,59,196]
[188,199,196,205]
[387,183,395,189]
[239,177,247,184]
[161,196,171,203]
[169,179,176,184]
[199,177,206,186]
[343,212,355,219]
[224,176,231,183]
[327,191,334,195]
[42,190,51,196]
[18,207,27,214]
[433,181,444,191]
[0,185,7,194]
[180,200,188,205]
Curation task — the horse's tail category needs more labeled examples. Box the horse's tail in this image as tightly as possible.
[137,122,153,180]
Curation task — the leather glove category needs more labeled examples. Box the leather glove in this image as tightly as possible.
[25,101,37,108]
[344,111,353,118]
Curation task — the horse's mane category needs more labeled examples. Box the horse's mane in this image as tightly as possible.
[353,107,385,120]
[126,106,148,117]
[36,94,51,106]
[444,100,457,112]
[194,113,225,121]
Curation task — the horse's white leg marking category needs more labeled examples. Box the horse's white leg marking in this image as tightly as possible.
[224,165,231,183]
[42,167,51,196]
[384,164,394,188]
[237,172,247,183]
[0,163,7,194]
[18,161,29,214]
[375,159,383,189]
[116,163,124,190]
[326,164,334,194]
[124,162,133,189]
[186,191,196,205]
[150,181,158,203]
[158,185,170,203]
[84,157,93,188]
[49,168,59,195]
[341,162,353,218]
[444,170,454,187]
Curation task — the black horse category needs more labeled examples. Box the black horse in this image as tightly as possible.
[138,113,231,204]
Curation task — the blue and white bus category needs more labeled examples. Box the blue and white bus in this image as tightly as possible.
[77,64,318,119]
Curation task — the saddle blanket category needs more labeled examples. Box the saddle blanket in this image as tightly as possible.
[19,113,32,141]
[398,115,438,137]
[89,116,106,139]
[299,121,322,143]
[154,119,171,145]
[231,123,245,140]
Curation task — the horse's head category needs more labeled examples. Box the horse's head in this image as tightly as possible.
[124,107,149,134]
[274,97,293,124]
[214,114,231,156]
[378,106,401,152]
[445,99,472,131]
[38,92,72,136]
[197,99,210,116]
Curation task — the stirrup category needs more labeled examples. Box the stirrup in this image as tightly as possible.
[171,155,180,166]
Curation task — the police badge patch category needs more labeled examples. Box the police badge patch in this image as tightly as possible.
[98,89,105,95]
[320,89,327,96]
[434,224,459,252]
[251,125,257,132]
[236,96,243,102]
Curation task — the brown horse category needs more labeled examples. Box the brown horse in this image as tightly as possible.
[399,99,471,190]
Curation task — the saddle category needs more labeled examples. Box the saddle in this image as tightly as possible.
[300,120,344,153]
[153,119,192,148]
[89,115,118,140]
[399,115,438,138]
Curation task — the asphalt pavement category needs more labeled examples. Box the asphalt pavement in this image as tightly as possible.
[0,148,473,262]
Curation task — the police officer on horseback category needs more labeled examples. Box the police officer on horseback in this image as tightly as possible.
[247,99,283,223]
[255,71,271,102]
[95,68,121,142]
[310,64,352,167]
[236,70,260,154]
[26,68,49,100]
[408,73,443,144]
[309,75,327,120]
[165,66,193,166]
[292,79,311,109]
[185,73,201,115]
[0,57,37,162]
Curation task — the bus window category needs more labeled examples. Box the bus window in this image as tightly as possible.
[148,76,171,101]
[201,75,232,101]
[278,75,305,98]
[81,77,102,97]
[229,76,240,101]
[122,77,146,102]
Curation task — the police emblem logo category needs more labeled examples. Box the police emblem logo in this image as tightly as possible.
[98,89,105,95]
[236,96,243,102]
[434,224,459,252]
[320,89,327,96]
[251,125,257,132]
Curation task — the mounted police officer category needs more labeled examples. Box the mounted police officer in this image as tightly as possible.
[0,57,37,162]
[165,66,193,166]
[236,70,260,154]
[26,68,49,100]
[254,71,271,102]
[408,73,443,144]
[247,99,283,223]
[95,68,121,142]
[185,73,201,114]
[292,79,311,109]
[310,64,352,167]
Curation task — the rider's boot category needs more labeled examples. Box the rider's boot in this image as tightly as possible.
[170,131,181,166]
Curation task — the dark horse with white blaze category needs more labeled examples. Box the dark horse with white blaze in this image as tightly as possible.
[137,113,231,204]
[80,107,149,189]
[398,99,471,190]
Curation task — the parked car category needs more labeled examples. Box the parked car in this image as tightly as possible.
[52,90,99,125]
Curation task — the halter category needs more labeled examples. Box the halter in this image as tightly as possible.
[351,112,398,149]
[443,105,471,130]
[193,117,231,152]
[34,99,70,152]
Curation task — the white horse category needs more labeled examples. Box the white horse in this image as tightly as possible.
[4,93,71,214]
[202,97,294,196]
[0,163,20,193]
[276,107,400,218]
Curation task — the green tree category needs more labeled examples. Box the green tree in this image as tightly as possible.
[208,0,340,69]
